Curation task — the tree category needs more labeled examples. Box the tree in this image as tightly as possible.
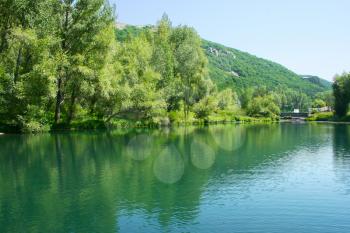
[246,95,280,118]
[240,87,254,109]
[151,14,174,89]
[0,0,59,131]
[216,89,239,111]
[316,91,334,108]
[54,0,114,124]
[109,34,167,121]
[333,73,350,117]
[171,26,208,120]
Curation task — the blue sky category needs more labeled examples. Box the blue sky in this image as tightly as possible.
[112,0,349,81]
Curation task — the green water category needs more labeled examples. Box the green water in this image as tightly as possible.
[0,123,350,233]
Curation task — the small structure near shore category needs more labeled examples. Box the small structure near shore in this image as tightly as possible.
[308,106,332,113]
[280,112,310,119]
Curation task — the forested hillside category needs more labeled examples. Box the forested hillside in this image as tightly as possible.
[203,41,331,96]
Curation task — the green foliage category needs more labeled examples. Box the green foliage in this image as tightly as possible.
[333,73,350,117]
[116,25,152,42]
[193,96,218,120]
[302,75,332,89]
[0,0,59,132]
[247,95,281,118]
[216,89,239,111]
[306,112,333,122]
[203,40,331,97]
[171,26,208,119]
[316,90,334,108]
[312,99,327,108]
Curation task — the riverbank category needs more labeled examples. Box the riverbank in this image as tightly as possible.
[53,116,278,131]
[0,116,279,134]
[306,112,350,123]
[5,113,350,134]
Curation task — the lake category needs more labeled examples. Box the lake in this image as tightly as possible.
[0,123,350,233]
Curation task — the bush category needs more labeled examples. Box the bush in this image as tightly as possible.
[22,121,50,133]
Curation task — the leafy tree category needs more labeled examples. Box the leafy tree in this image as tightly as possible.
[0,0,59,131]
[152,14,174,89]
[54,0,114,124]
[247,95,280,118]
[216,89,239,111]
[171,26,208,120]
[240,87,254,109]
[316,90,334,108]
[111,34,167,121]
[333,73,350,117]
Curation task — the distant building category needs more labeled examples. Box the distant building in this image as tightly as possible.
[294,109,300,113]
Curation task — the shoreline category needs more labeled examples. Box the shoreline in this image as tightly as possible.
[309,121,350,124]
[2,119,350,135]
[1,118,278,134]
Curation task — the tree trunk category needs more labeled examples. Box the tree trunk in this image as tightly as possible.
[54,76,63,124]
[54,2,70,124]
[67,87,77,124]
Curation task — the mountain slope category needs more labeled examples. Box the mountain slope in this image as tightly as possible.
[203,40,331,95]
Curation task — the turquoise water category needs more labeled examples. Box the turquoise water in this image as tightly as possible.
[0,123,350,233]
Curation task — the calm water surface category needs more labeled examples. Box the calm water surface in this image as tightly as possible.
[0,123,350,233]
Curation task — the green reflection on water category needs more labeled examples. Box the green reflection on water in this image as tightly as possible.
[0,123,349,233]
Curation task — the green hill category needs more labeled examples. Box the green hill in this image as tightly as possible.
[116,25,331,96]
[203,40,331,95]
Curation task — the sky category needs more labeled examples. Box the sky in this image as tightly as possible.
[111,0,350,81]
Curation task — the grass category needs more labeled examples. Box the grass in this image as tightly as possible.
[306,112,350,122]
[305,112,334,121]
